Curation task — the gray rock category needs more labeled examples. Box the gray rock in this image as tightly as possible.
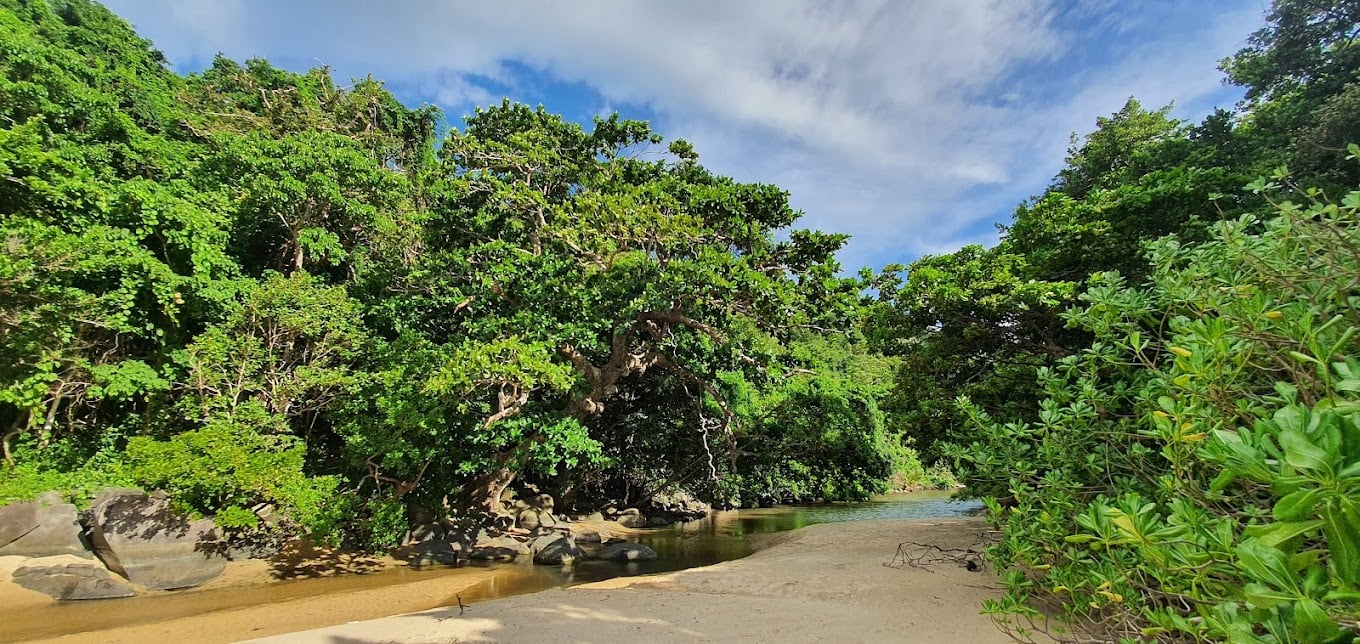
[595,542,658,562]
[469,535,529,561]
[12,561,137,600]
[571,528,603,543]
[646,516,671,528]
[517,508,557,531]
[410,540,463,568]
[85,491,226,590]
[616,508,647,528]
[530,534,581,565]
[0,493,91,558]
[467,546,517,562]
[647,490,711,522]
[526,494,554,511]
[89,487,145,511]
[407,522,446,544]
[0,498,38,547]
[586,512,605,522]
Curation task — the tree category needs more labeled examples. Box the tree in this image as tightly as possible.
[1222,0,1360,103]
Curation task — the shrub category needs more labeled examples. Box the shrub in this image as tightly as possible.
[951,169,1360,642]
[126,404,340,533]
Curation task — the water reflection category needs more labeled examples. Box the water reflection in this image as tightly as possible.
[453,491,981,597]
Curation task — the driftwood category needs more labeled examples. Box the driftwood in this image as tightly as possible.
[882,531,996,572]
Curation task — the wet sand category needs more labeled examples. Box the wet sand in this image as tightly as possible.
[250,518,1016,644]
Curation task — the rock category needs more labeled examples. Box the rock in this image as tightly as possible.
[595,542,658,562]
[530,534,581,565]
[89,487,145,511]
[586,512,605,522]
[0,493,91,558]
[647,490,711,522]
[468,546,517,562]
[12,561,136,600]
[646,516,671,528]
[615,508,647,528]
[222,508,298,561]
[0,499,38,546]
[409,540,463,568]
[571,528,603,543]
[406,522,446,544]
[527,494,554,511]
[516,508,557,531]
[469,535,530,561]
[84,491,226,590]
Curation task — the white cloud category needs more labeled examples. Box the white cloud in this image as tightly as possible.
[104,0,1264,270]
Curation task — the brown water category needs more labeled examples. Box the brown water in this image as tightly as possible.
[0,491,979,641]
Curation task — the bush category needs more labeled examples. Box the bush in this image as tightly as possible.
[126,404,340,532]
[951,172,1360,641]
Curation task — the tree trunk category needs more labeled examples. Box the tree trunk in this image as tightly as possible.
[460,467,515,515]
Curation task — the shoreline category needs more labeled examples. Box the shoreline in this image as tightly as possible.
[250,517,1015,644]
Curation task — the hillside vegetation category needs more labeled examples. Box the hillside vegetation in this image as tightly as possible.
[870,1,1360,640]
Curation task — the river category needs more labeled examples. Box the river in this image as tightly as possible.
[0,490,981,642]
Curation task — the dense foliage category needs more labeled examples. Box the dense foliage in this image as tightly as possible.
[6,0,1358,639]
[873,0,1360,640]
[0,0,916,546]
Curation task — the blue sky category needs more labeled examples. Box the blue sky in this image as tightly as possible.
[102,0,1267,272]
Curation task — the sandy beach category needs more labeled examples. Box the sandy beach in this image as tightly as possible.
[1,516,1019,643]
[248,517,1014,644]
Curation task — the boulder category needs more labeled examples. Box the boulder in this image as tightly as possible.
[222,506,297,561]
[409,540,464,568]
[12,561,136,600]
[0,499,37,546]
[571,528,603,543]
[469,535,530,561]
[0,492,91,558]
[586,512,605,522]
[516,508,557,531]
[406,522,446,544]
[595,542,658,562]
[647,490,711,522]
[530,533,581,565]
[615,508,647,528]
[646,516,671,528]
[526,494,554,511]
[468,546,518,562]
[84,491,226,590]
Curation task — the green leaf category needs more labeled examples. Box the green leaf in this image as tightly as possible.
[1236,541,1301,594]
[1333,378,1360,393]
[1245,520,1324,547]
[1273,488,1323,521]
[1320,497,1360,585]
[1289,350,1321,365]
[1279,430,1332,473]
[1291,598,1343,644]
[1243,582,1295,609]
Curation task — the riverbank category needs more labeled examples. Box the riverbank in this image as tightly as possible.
[251,517,1014,643]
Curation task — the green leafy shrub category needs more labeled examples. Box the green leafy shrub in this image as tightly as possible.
[0,454,134,506]
[126,406,339,532]
[952,170,1360,641]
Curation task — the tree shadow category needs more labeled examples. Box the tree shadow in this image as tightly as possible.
[267,539,385,580]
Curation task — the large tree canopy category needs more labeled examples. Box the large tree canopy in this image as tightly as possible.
[0,0,900,548]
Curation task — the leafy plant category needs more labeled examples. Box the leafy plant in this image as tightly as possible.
[953,174,1360,641]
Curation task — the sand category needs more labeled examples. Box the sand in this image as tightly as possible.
[247,518,1018,644]
[2,517,1025,643]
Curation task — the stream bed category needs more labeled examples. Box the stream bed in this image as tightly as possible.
[0,490,981,641]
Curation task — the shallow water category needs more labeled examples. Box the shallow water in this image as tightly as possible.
[0,490,980,641]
